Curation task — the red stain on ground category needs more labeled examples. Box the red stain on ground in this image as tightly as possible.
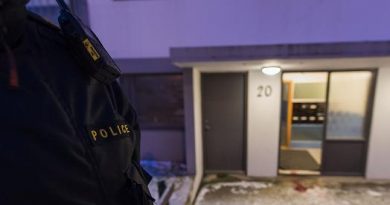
[293,181,308,193]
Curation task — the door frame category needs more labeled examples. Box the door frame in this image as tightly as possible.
[201,71,248,175]
[277,68,378,176]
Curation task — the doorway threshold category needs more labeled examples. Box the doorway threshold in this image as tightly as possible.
[279,169,320,176]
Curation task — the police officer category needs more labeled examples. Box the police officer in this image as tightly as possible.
[0,0,154,204]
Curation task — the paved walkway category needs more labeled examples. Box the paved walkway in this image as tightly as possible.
[195,175,390,205]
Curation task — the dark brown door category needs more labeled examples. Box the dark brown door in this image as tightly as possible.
[202,73,246,173]
[322,71,375,176]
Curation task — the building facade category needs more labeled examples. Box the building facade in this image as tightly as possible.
[85,0,390,202]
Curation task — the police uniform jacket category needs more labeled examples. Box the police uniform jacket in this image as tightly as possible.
[0,6,154,205]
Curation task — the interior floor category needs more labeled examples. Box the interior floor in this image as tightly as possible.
[278,147,322,175]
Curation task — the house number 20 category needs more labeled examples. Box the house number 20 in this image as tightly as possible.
[257,85,272,97]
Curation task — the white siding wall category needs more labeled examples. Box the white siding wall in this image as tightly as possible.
[247,70,281,177]
[191,69,204,203]
[88,0,390,58]
[366,67,390,179]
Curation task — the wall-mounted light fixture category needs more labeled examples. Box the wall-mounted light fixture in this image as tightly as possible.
[261,66,281,76]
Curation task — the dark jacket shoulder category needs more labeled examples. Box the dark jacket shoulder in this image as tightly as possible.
[27,11,61,32]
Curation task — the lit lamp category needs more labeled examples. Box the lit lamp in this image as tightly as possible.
[261,66,281,76]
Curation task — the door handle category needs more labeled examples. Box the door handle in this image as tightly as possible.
[204,124,211,131]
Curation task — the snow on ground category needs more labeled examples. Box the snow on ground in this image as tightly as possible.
[196,181,273,204]
[148,176,193,205]
[141,161,390,205]
[169,177,193,205]
[142,160,193,205]
[195,176,390,205]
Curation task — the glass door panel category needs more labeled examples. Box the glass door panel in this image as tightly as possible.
[326,71,373,140]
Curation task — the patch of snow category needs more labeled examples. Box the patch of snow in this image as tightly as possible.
[231,187,250,195]
[196,181,273,204]
[148,176,193,205]
[195,177,390,205]
[169,177,193,205]
[305,186,329,197]
[210,181,272,190]
[367,190,383,197]
[195,186,210,204]
[148,177,161,201]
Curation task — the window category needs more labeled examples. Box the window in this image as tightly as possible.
[121,74,184,129]
[326,71,373,140]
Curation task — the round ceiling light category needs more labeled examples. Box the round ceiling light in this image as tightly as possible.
[261,66,281,76]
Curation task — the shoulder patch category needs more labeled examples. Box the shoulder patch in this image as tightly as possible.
[86,121,134,146]
[27,11,61,32]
